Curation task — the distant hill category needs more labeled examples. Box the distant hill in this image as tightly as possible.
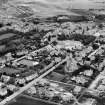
[0,0,105,18]
[0,0,8,5]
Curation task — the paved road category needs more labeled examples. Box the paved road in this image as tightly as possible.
[0,57,67,105]
[89,70,105,89]
[0,46,47,68]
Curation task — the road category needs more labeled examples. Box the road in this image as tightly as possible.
[89,69,105,89]
[0,57,67,105]
[13,46,47,62]
[0,46,48,68]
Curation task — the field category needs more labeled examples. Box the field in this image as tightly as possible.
[0,0,104,18]
[0,33,16,41]
[7,95,56,105]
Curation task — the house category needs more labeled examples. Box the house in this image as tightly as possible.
[18,59,39,67]
[1,75,11,83]
[73,86,82,94]
[5,53,14,61]
[16,50,28,56]
[0,67,21,75]
[94,32,100,37]
[27,86,36,95]
[71,75,88,84]
[61,92,74,102]
[0,82,4,87]
[50,82,59,88]
[0,58,6,64]
[45,88,55,98]
[12,61,20,67]
[37,79,49,86]
[26,55,33,60]
[15,78,26,85]
[82,70,93,77]
[97,84,105,91]
[7,84,17,92]
[56,40,83,51]
[25,73,38,82]
[0,87,8,97]
[82,98,97,105]
[101,79,105,85]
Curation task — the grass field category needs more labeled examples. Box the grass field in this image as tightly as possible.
[0,33,16,41]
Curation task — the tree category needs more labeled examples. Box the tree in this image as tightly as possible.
[65,54,78,73]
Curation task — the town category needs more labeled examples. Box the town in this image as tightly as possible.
[0,0,105,105]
